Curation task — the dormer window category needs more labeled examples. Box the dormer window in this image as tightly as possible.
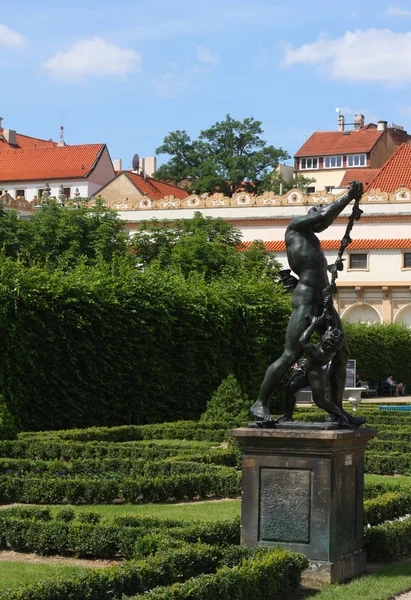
[300,157,318,170]
[324,156,342,168]
[347,154,366,167]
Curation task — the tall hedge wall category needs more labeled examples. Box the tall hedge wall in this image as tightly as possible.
[343,322,411,388]
[0,259,290,431]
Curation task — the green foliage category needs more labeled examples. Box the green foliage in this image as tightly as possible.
[201,374,251,426]
[364,517,411,562]
[259,170,316,194]
[344,322,411,389]
[0,257,289,431]
[0,398,17,440]
[154,115,290,196]
[130,550,308,600]
[364,491,411,526]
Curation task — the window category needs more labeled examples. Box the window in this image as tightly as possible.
[15,190,25,198]
[300,157,318,170]
[38,189,44,199]
[324,156,342,168]
[349,253,368,270]
[347,154,366,167]
[325,186,335,193]
[404,253,411,268]
[306,186,315,194]
[64,187,71,199]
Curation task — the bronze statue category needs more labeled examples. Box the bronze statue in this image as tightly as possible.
[250,180,365,427]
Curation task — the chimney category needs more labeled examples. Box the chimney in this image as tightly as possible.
[354,114,364,130]
[338,115,345,132]
[113,158,122,171]
[0,117,3,129]
[377,120,387,132]
[3,129,16,145]
[142,156,157,177]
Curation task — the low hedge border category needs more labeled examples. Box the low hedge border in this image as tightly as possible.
[0,544,295,600]
[364,516,411,561]
[0,471,241,504]
[0,512,241,559]
[364,491,411,526]
[365,452,411,476]
[19,422,229,443]
[0,457,239,477]
[128,549,309,600]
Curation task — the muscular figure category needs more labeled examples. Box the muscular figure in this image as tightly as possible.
[250,181,363,423]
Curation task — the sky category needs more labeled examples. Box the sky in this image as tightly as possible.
[2,0,411,169]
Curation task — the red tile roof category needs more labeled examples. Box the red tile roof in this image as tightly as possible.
[0,129,56,149]
[240,239,411,252]
[0,144,106,182]
[125,171,189,200]
[339,168,380,188]
[366,143,411,192]
[295,128,383,157]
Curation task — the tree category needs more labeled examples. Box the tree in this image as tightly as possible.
[259,171,317,194]
[154,115,290,196]
[131,212,280,282]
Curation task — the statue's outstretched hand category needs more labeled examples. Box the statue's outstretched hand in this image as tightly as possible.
[347,180,363,201]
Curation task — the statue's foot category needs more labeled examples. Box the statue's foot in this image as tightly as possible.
[347,414,366,427]
[250,401,274,422]
[276,415,294,424]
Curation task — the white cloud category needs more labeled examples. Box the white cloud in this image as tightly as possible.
[43,36,142,83]
[196,45,220,66]
[385,5,411,16]
[282,29,411,86]
[0,23,27,50]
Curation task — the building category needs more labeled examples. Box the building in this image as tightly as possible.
[93,170,189,208]
[0,118,115,203]
[294,114,411,193]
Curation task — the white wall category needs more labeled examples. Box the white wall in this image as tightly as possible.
[1,181,93,202]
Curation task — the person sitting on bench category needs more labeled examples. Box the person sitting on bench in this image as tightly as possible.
[386,375,404,397]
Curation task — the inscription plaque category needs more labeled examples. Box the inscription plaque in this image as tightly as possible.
[259,468,311,544]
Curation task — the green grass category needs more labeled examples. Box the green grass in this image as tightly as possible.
[0,561,87,590]
[311,559,411,600]
[365,474,411,487]
[47,499,241,521]
[45,500,241,522]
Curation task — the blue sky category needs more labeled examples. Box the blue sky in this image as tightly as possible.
[2,0,411,168]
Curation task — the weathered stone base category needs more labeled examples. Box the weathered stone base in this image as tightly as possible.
[229,427,377,583]
[303,551,368,583]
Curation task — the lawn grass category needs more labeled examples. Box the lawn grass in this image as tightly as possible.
[0,561,87,590]
[310,559,411,600]
[47,498,241,522]
[365,474,411,487]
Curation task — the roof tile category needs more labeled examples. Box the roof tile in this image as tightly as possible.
[0,144,105,182]
[239,239,411,252]
[339,168,380,188]
[366,143,411,192]
[0,129,56,149]
[295,129,383,157]
[125,171,188,200]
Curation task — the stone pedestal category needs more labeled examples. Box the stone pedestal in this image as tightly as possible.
[229,427,376,583]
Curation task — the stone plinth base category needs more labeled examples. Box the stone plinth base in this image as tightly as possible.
[229,427,376,583]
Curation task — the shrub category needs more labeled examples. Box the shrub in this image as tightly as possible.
[200,374,251,427]
[364,491,411,526]
[364,517,411,561]
[0,398,17,441]
[55,508,75,523]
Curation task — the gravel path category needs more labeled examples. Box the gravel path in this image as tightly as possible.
[0,550,119,568]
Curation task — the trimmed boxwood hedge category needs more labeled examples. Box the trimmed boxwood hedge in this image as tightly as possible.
[364,517,411,561]
[0,471,242,504]
[364,491,411,526]
[128,550,309,600]
[0,544,307,600]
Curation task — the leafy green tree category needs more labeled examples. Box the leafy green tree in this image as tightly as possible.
[260,171,317,194]
[154,115,290,196]
[1,199,130,268]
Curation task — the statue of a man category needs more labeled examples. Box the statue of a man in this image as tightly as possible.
[250,181,363,423]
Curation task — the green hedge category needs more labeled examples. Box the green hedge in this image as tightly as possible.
[0,260,290,431]
[365,452,411,475]
[0,439,223,461]
[129,550,308,600]
[0,471,241,504]
[0,457,239,478]
[364,491,411,526]
[0,511,241,559]
[19,422,229,442]
[364,517,411,561]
